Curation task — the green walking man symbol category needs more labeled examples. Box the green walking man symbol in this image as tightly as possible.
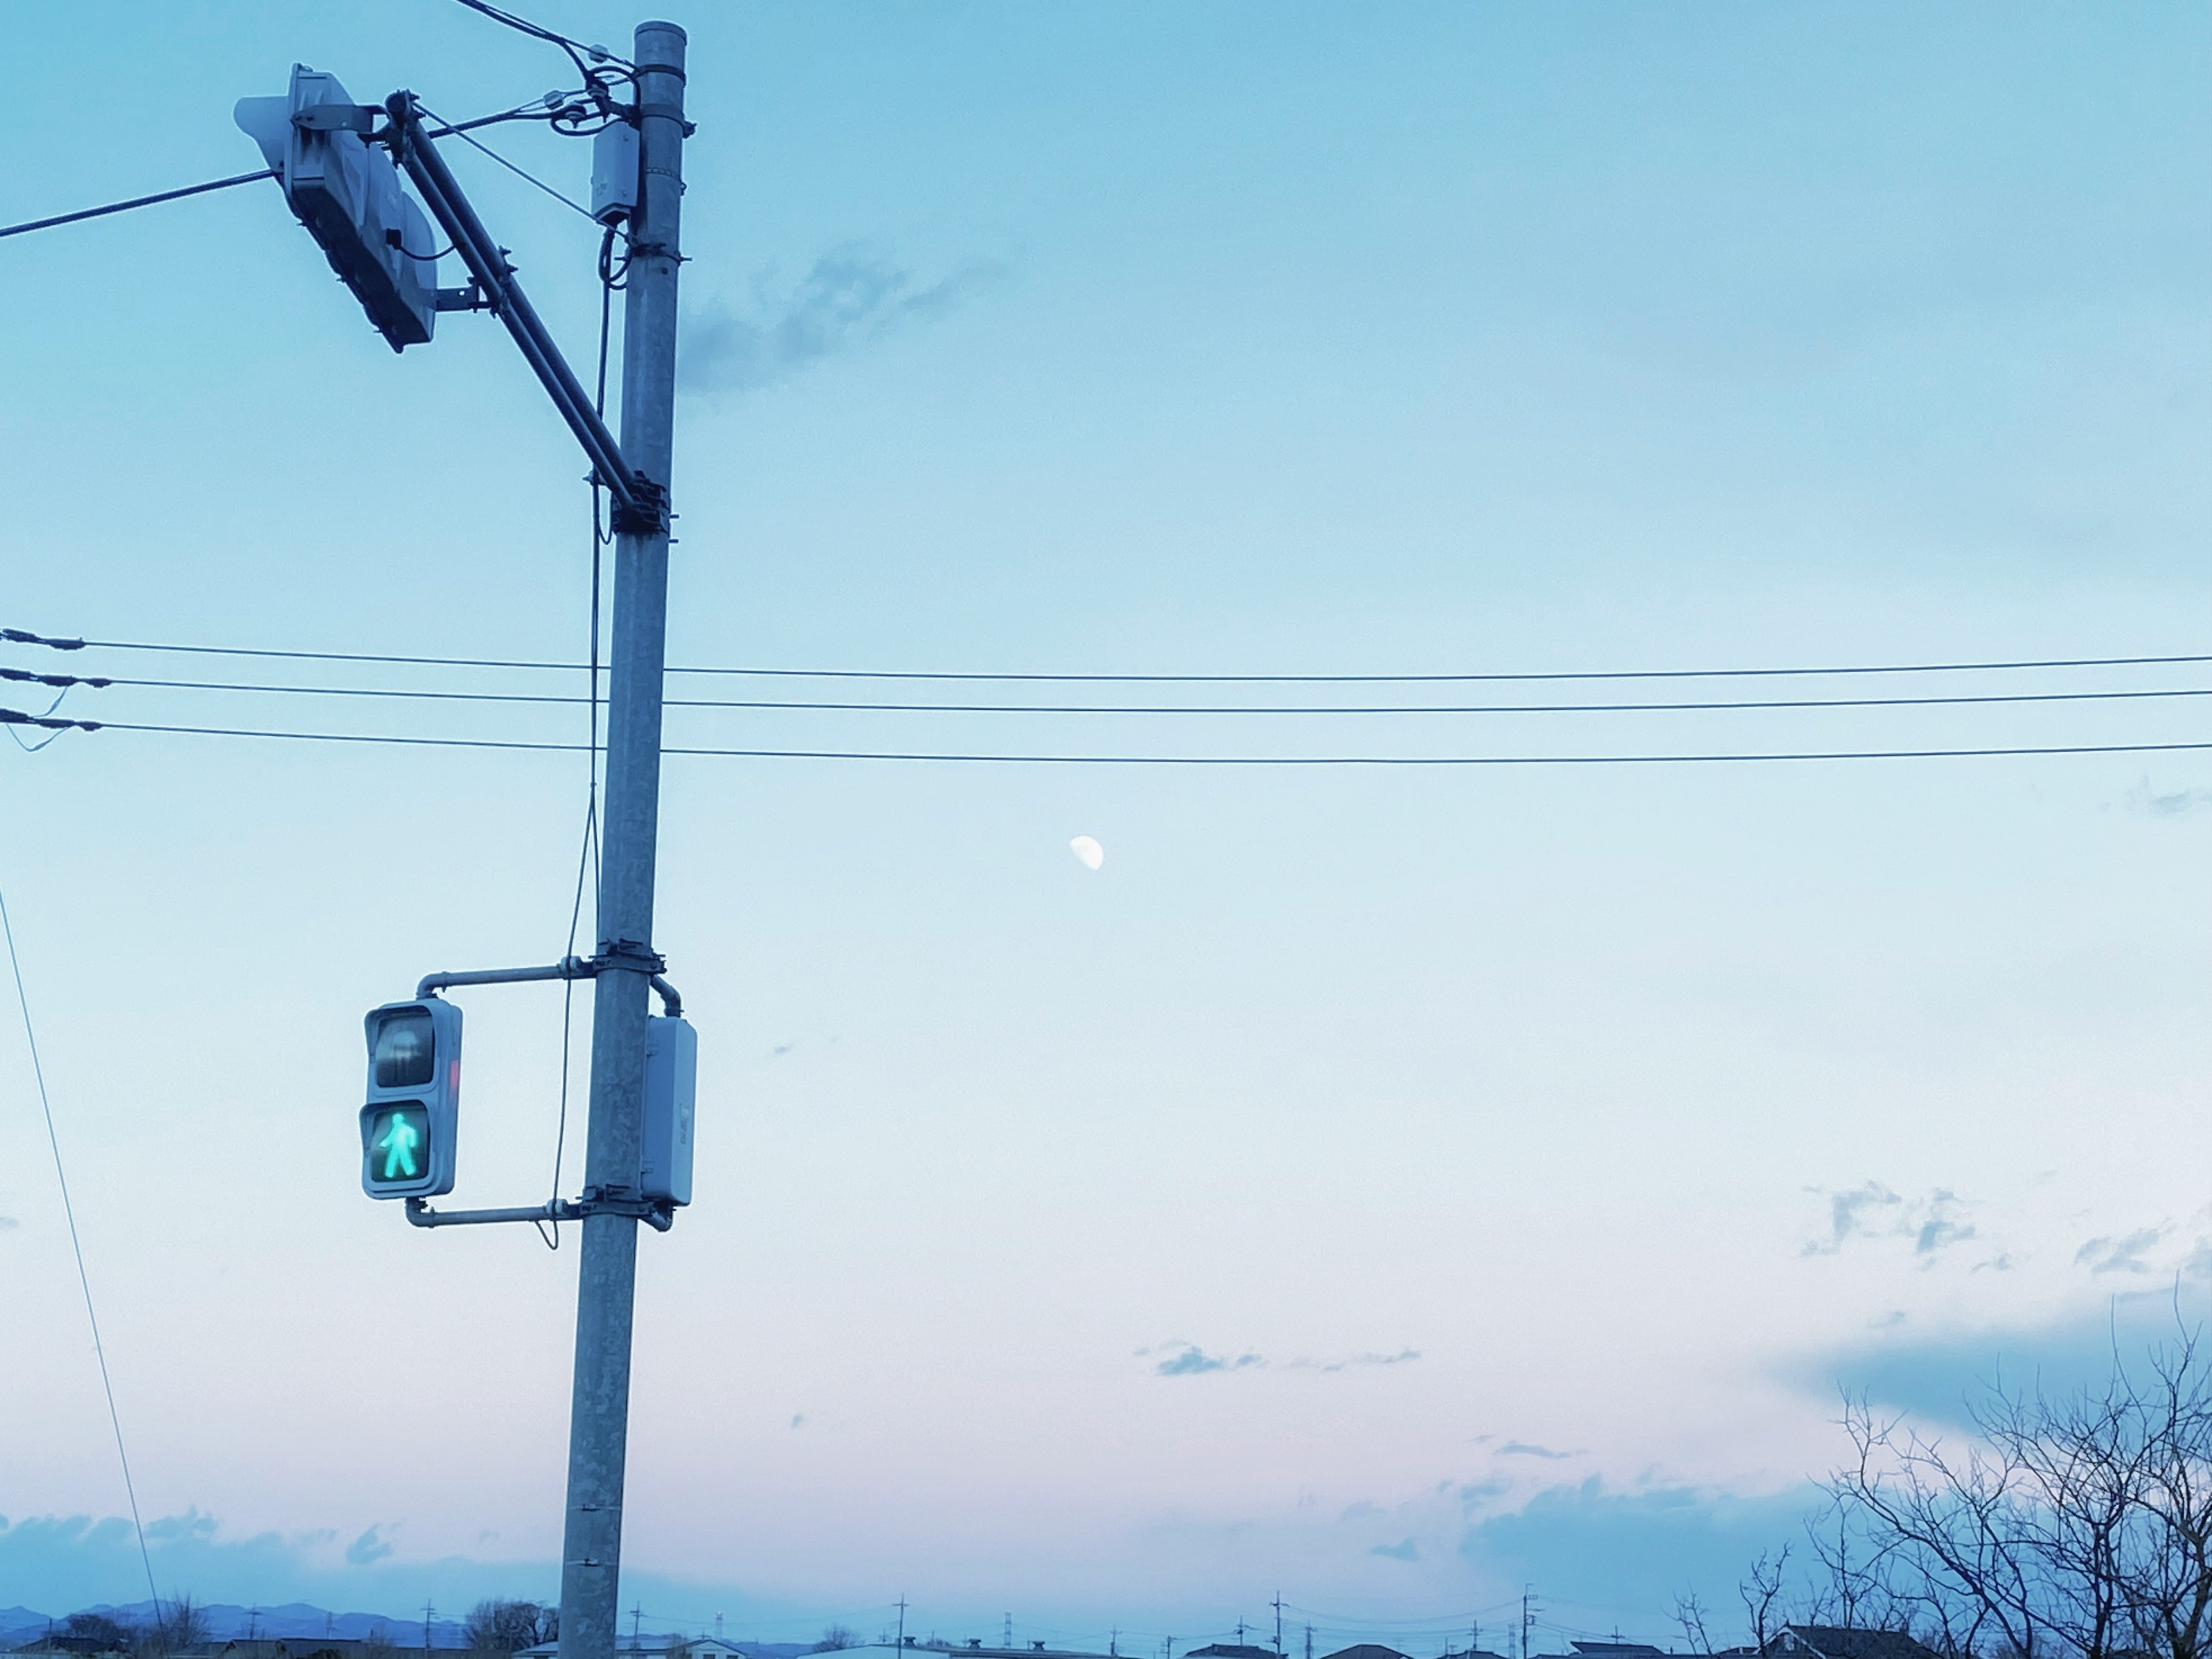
[376,1110,422,1180]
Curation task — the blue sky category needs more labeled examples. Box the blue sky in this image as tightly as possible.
[4,0,2211,1649]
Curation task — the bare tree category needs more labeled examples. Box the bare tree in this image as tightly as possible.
[1739,1544,1792,1654]
[1673,1591,1715,1655]
[137,1598,211,1657]
[810,1628,859,1654]
[465,1603,556,1656]
[1830,1315,2212,1659]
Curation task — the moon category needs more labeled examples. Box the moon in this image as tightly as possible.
[1069,835,1105,871]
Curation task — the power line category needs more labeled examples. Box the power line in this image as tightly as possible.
[7,627,2211,685]
[1,169,275,241]
[20,668,2212,717]
[29,713,2212,766]
[418,102,607,227]
[450,0,636,73]
[1,875,161,1616]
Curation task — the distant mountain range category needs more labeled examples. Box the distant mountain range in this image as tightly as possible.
[0,1605,813,1659]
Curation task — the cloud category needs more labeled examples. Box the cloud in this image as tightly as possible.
[1369,1539,1420,1562]
[2075,1226,2168,1275]
[0,1215,17,1231]
[790,1414,805,1429]
[1318,1349,1421,1372]
[681,244,1003,397]
[1156,1344,1264,1376]
[1802,1181,1982,1264]
[1461,1479,1824,1626]
[343,1527,393,1567]
[2127,779,2212,816]
[1498,1441,1577,1461]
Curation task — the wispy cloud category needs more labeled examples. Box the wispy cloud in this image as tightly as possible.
[0,1215,17,1231]
[1147,1342,1421,1377]
[1369,1538,1421,1562]
[681,244,1004,397]
[1498,1441,1577,1461]
[2076,1226,2168,1275]
[2127,780,2212,816]
[1802,1182,1982,1265]
[1290,1349,1423,1373]
[343,1526,393,1568]
[1156,1344,1264,1377]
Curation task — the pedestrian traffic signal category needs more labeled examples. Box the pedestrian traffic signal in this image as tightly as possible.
[234,66,440,351]
[359,998,461,1198]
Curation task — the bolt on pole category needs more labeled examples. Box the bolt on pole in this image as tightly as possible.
[558,22,688,1659]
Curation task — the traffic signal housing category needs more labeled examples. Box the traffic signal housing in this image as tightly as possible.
[360,998,462,1199]
[234,66,440,351]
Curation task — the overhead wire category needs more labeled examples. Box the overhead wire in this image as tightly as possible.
[26,717,2212,766]
[418,101,610,228]
[540,217,622,1249]
[1,169,275,240]
[18,669,2212,717]
[450,0,636,77]
[1,874,162,1618]
[8,628,2210,683]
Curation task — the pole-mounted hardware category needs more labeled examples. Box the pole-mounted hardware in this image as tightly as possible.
[233,70,671,535]
[381,94,669,536]
[362,955,695,1228]
[414,955,682,1018]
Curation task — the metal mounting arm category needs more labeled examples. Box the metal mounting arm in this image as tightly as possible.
[382,94,668,535]
[405,1194,675,1232]
[413,955,682,1016]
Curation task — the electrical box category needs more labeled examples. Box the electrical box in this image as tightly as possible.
[640,1014,696,1206]
[359,997,463,1199]
[591,122,641,226]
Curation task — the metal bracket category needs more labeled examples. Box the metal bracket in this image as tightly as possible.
[293,103,381,134]
[412,955,681,1016]
[607,476,671,538]
[435,282,490,312]
[404,1192,675,1232]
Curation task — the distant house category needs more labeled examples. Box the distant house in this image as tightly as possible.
[517,1641,747,1659]
[1320,1645,1414,1659]
[1186,1646,1277,1659]
[1770,1631,1939,1659]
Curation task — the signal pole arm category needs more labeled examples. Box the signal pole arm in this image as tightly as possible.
[383,96,666,534]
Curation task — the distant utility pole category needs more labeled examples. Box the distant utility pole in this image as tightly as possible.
[559,31,690,1659]
[1521,1589,1539,1659]
[1304,1628,1313,1659]
[424,1601,436,1656]
[897,1601,908,1651]
[1004,1617,1013,1649]
[1271,1596,1283,1656]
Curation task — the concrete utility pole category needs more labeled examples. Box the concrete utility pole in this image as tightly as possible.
[557,21,688,1659]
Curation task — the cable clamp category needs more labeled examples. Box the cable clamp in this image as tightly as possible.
[590,939,666,976]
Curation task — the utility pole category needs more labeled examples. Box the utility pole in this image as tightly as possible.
[424,1601,436,1657]
[1271,1596,1283,1656]
[1520,1590,1537,1659]
[897,1601,908,1651]
[557,22,688,1659]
